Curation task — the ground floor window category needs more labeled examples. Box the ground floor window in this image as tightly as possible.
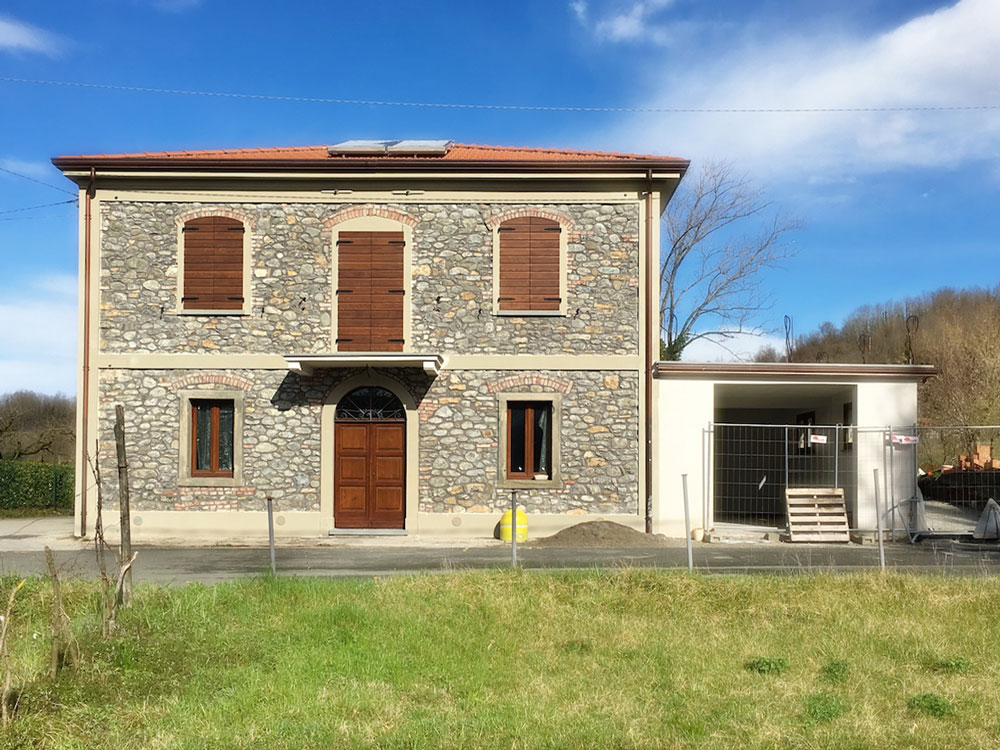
[498,393,561,487]
[507,401,552,479]
[191,399,235,477]
[177,388,245,487]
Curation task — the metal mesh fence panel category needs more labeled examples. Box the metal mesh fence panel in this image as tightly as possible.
[710,423,919,533]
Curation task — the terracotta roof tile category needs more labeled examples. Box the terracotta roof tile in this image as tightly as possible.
[55,142,683,163]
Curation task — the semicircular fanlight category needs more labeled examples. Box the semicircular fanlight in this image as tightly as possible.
[335,386,405,421]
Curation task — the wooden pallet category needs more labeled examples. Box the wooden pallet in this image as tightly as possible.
[785,488,850,543]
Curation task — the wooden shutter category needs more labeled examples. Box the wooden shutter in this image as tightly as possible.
[182,216,244,310]
[498,217,560,311]
[337,231,405,352]
[369,232,405,351]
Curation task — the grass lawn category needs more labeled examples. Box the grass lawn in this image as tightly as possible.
[2,570,999,749]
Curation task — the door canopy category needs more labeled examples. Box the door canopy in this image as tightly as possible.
[335,386,405,421]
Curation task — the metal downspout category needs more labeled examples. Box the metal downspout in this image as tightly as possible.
[79,167,95,536]
[645,170,654,533]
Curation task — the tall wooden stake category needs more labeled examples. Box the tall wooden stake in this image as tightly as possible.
[45,547,78,677]
[0,580,25,728]
[114,405,132,605]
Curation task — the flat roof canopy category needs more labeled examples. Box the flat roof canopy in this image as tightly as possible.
[284,353,444,377]
[653,362,937,382]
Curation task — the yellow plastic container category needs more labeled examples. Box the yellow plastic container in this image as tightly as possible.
[499,508,528,542]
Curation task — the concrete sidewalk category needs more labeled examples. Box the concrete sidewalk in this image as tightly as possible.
[0,516,84,552]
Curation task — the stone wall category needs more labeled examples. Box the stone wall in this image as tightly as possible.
[96,368,321,513]
[95,367,638,517]
[416,369,639,514]
[99,201,640,356]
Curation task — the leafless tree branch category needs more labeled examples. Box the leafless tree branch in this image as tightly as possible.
[660,161,800,360]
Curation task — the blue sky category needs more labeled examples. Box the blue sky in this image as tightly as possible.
[1,0,998,393]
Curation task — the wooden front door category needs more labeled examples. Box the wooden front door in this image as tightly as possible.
[334,423,405,528]
[337,231,405,352]
[334,386,407,529]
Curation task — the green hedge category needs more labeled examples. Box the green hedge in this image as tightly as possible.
[0,460,74,511]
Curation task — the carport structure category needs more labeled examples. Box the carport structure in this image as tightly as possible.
[653,362,936,539]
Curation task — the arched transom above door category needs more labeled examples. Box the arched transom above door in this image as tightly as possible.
[335,386,406,422]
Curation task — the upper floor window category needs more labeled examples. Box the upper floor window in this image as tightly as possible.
[496,217,562,313]
[182,216,245,311]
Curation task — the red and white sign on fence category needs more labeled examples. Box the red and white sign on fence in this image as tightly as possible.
[892,434,919,445]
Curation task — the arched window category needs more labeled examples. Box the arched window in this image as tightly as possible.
[182,216,245,310]
[335,387,405,421]
[497,216,561,312]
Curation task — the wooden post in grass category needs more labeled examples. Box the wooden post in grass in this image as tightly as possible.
[873,468,886,571]
[0,579,25,728]
[45,547,78,677]
[682,474,693,572]
[114,405,132,605]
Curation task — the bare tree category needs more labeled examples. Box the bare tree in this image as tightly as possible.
[660,161,799,360]
[88,445,137,638]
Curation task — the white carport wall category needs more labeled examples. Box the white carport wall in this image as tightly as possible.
[651,363,936,539]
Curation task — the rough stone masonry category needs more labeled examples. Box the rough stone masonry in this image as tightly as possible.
[96,200,641,518]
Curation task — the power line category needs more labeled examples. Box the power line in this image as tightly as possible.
[0,199,77,216]
[0,166,77,196]
[1,75,998,114]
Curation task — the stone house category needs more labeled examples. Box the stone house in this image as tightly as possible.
[55,140,688,542]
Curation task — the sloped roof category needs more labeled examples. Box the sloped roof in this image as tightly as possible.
[52,142,687,173]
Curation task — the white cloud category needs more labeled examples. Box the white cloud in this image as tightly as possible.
[0,15,59,55]
[0,361,75,397]
[611,0,1000,178]
[594,0,676,43]
[574,0,681,45]
[681,331,786,363]
[0,159,53,180]
[0,274,76,396]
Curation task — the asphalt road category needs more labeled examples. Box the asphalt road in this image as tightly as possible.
[2,538,999,584]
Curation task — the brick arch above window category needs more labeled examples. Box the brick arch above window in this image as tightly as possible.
[484,207,575,233]
[173,207,257,229]
[322,204,419,230]
[486,373,573,394]
[170,373,254,392]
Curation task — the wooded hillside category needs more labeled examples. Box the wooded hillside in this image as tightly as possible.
[754,287,1000,426]
[0,391,75,462]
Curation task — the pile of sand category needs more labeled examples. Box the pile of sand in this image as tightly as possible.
[528,520,669,548]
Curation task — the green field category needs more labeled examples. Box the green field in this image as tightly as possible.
[2,570,998,749]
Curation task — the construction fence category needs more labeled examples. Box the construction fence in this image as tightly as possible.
[705,423,1000,539]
